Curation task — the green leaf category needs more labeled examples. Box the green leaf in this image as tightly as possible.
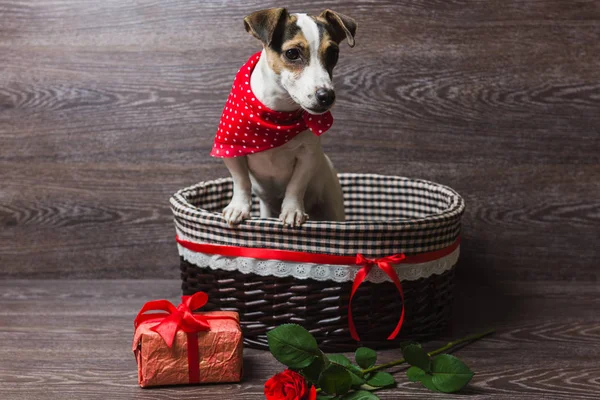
[399,340,419,349]
[366,371,395,388]
[349,372,366,386]
[327,354,365,386]
[406,354,472,393]
[341,390,380,399]
[420,374,439,392]
[328,354,352,367]
[267,324,320,369]
[301,353,328,384]
[359,384,377,391]
[430,354,474,393]
[402,344,431,372]
[318,364,353,395]
[355,347,377,369]
[406,366,426,382]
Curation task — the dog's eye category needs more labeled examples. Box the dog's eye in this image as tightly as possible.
[285,48,301,61]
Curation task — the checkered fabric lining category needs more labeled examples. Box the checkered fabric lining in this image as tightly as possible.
[170,173,465,257]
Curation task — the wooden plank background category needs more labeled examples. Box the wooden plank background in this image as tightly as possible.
[1,0,599,280]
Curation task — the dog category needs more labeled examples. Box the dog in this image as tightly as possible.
[211,8,356,227]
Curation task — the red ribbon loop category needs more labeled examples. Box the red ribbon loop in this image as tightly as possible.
[349,253,406,342]
[134,292,212,348]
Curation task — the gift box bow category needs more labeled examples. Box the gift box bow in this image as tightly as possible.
[134,292,238,348]
[133,292,242,386]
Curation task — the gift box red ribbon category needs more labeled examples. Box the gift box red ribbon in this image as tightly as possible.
[134,292,239,384]
[175,236,461,342]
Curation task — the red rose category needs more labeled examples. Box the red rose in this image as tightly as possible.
[264,369,317,400]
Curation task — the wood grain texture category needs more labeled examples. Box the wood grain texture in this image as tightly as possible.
[1,279,599,399]
[1,0,599,279]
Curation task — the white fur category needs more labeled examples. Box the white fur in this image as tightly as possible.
[281,14,334,113]
[222,13,345,227]
[250,50,298,112]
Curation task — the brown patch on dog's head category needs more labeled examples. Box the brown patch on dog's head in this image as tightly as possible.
[318,9,357,48]
[263,24,310,75]
[244,9,307,75]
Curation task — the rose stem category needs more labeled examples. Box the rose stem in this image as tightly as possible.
[361,328,496,375]
[314,328,495,394]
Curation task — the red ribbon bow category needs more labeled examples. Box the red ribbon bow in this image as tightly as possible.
[348,253,406,342]
[134,292,212,348]
[134,292,242,384]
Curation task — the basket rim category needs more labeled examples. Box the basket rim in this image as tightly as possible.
[170,173,465,230]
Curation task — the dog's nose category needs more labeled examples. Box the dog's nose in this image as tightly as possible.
[315,88,335,107]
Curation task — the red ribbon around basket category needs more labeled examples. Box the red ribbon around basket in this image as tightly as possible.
[134,292,239,384]
[175,236,461,343]
[350,253,406,341]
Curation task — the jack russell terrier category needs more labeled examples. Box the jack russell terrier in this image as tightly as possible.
[211,8,356,227]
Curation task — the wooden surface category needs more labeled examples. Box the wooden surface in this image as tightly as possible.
[1,279,599,399]
[1,0,598,280]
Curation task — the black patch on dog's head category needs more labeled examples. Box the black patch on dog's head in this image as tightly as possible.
[311,17,341,77]
[244,8,304,56]
[244,8,289,48]
[270,16,301,54]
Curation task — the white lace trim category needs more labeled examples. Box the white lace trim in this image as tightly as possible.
[177,244,459,283]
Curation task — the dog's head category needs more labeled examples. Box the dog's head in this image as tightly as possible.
[244,8,356,115]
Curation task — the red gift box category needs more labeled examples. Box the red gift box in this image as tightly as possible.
[132,292,243,387]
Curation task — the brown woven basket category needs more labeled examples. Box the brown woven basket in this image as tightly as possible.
[181,259,456,351]
[171,174,465,351]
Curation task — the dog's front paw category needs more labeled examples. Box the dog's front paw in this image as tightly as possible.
[223,198,251,226]
[279,203,308,228]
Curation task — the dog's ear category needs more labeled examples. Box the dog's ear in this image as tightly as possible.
[244,8,289,47]
[320,9,357,47]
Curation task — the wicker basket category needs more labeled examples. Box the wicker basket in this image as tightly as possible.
[171,174,465,351]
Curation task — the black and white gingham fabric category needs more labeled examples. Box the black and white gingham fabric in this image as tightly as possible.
[170,174,465,257]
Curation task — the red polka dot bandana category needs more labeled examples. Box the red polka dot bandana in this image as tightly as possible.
[211,52,334,158]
